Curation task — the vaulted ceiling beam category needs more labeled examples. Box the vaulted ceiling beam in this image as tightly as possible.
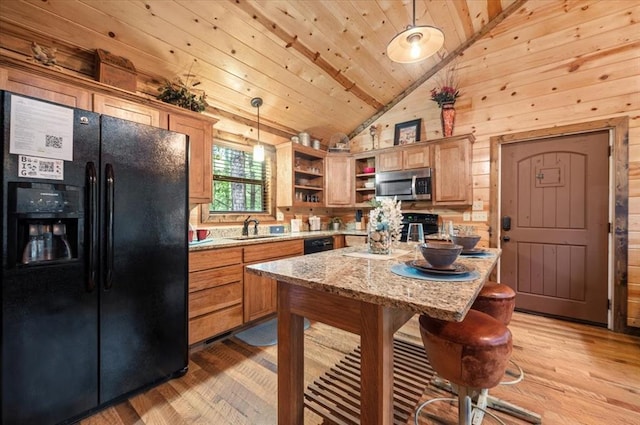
[348,0,529,139]
[227,0,384,110]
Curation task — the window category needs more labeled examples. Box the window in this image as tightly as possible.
[208,144,271,215]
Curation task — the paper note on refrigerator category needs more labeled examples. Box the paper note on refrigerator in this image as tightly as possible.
[9,95,74,161]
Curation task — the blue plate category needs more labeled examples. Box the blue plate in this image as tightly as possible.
[390,263,480,282]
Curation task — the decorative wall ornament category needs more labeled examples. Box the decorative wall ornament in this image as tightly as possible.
[30,42,57,66]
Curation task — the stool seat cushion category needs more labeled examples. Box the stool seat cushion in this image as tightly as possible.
[419,310,512,389]
[472,281,516,325]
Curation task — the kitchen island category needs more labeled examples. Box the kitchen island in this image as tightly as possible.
[246,245,500,425]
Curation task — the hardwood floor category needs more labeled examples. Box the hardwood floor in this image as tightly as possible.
[80,312,640,425]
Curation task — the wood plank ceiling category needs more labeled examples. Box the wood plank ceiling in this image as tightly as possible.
[0,0,521,146]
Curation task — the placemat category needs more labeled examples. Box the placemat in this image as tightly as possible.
[343,249,409,260]
[390,263,480,282]
[460,251,495,258]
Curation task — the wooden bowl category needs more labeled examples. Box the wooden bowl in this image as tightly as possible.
[419,242,462,268]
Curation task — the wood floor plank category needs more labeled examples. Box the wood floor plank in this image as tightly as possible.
[78,312,640,425]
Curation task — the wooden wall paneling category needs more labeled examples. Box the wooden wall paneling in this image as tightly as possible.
[462,3,638,77]
[349,1,639,330]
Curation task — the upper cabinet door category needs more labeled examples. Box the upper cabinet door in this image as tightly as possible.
[403,144,430,169]
[432,138,472,205]
[169,113,213,204]
[93,94,164,127]
[377,150,403,172]
[0,67,92,109]
[325,154,354,207]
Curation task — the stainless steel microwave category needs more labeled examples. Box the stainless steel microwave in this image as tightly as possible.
[375,168,432,201]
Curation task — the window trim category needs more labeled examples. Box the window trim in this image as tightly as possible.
[201,140,277,224]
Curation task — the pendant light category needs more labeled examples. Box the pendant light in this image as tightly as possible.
[251,97,264,162]
[386,0,444,64]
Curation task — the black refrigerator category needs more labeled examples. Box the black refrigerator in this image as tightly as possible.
[1,91,189,425]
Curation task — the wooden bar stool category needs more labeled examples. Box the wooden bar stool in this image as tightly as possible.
[472,281,524,384]
[472,281,516,325]
[470,281,541,424]
[415,310,512,425]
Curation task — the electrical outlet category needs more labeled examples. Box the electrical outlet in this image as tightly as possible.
[472,211,488,222]
[276,210,284,221]
[472,200,483,211]
[463,212,471,221]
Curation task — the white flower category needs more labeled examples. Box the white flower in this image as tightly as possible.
[369,197,404,244]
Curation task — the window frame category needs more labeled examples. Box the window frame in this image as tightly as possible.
[201,140,276,224]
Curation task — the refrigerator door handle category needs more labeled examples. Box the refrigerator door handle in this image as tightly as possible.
[85,162,98,292]
[104,163,115,290]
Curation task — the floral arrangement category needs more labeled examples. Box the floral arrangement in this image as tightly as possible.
[430,66,460,107]
[368,197,404,253]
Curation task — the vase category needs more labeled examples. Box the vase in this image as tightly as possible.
[368,223,391,255]
[440,102,456,137]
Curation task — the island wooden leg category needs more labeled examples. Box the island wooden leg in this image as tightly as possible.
[360,302,394,425]
[277,282,305,425]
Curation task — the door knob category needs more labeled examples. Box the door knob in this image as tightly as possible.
[502,236,511,242]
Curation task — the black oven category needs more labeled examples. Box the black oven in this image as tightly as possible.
[400,213,439,242]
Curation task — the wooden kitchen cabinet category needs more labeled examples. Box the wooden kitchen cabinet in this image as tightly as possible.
[0,65,217,205]
[0,67,92,109]
[354,153,376,206]
[377,144,430,172]
[276,142,325,207]
[188,248,244,345]
[377,150,403,172]
[93,93,164,127]
[168,113,214,204]
[403,144,430,169]
[243,239,304,322]
[325,153,354,207]
[432,136,473,205]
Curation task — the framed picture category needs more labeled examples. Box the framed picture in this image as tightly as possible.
[394,119,421,145]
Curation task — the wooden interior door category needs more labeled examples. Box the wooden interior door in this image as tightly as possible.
[500,131,609,324]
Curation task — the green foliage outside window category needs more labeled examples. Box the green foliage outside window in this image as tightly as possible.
[210,145,266,213]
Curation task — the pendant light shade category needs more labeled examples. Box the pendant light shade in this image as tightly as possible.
[251,97,264,162]
[252,144,265,162]
[386,0,444,64]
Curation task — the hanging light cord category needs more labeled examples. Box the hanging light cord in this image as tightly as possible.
[412,0,416,27]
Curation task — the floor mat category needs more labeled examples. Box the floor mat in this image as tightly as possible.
[304,339,435,425]
[235,317,311,347]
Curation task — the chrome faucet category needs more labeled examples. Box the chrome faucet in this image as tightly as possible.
[242,216,259,236]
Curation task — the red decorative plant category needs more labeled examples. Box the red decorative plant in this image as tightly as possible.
[430,67,460,107]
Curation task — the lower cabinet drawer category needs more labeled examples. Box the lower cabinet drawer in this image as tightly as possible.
[189,304,243,345]
[189,282,242,319]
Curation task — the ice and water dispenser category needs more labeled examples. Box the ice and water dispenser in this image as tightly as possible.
[8,182,83,266]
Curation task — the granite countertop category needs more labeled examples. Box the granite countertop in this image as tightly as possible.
[246,245,501,321]
[188,230,368,251]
